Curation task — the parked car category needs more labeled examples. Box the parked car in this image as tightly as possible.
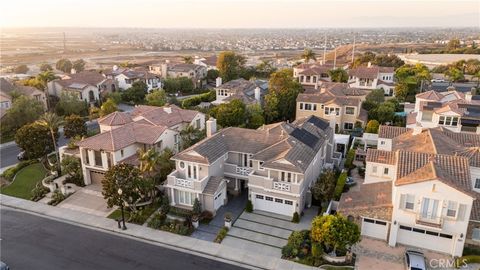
[17,150,27,161]
[0,261,10,270]
[431,79,446,83]
[405,250,426,270]
[345,176,356,186]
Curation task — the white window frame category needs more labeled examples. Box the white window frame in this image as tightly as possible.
[345,106,355,115]
[475,179,480,189]
[405,194,415,210]
[473,228,480,241]
[446,201,458,218]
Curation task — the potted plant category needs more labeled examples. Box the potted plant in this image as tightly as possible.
[224,212,232,228]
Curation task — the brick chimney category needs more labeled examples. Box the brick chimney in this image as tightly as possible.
[206,117,217,137]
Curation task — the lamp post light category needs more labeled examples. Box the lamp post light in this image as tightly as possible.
[117,188,127,230]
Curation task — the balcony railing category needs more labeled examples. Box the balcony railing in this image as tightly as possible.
[236,166,252,176]
[175,178,194,189]
[225,163,252,177]
[416,213,443,228]
[272,181,291,192]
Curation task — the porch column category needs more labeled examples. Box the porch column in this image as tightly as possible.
[388,221,398,247]
[170,188,176,206]
[234,178,239,191]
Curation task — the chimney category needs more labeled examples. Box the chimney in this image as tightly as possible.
[320,87,327,94]
[216,77,222,87]
[367,62,372,68]
[412,126,422,135]
[161,63,168,78]
[113,65,119,71]
[206,117,217,137]
[254,87,261,102]
[70,68,76,74]
[329,116,336,131]
[314,82,319,90]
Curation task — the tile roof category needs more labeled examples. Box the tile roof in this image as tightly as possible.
[130,104,199,128]
[77,122,167,151]
[406,112,417,125]
[98,111,132,126]
[296,82,365,108]
[395,151,476,197]
[348,65,394,79]
[217,78,267,105]
[366,149,397,165]
[378,125,409,139]
[0,78,43,97]
[56,71,106,88]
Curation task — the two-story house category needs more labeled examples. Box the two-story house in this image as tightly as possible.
[164,115,341,217]
[406,89,480,133]
[296,82,368,132]
[76,105,205,186]
[212,78,268,106]
[293,63,334,86]
[151,62,207,89]
[0,78,48,112]
[105,66,161,92]
[194,55,218,70]
[338,125,479,257]
[48,71,114,103]
[348,63,395,96]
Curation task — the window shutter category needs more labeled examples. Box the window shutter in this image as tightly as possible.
[400,194,406,210]
[457,204,467,221]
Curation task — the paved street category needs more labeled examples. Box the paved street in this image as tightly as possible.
[0,209,247,270]
[0,121,98,170]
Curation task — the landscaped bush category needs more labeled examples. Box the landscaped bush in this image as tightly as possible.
[334,172,348,200]
[169,206,193,218]
[159,195,170,215]
[456,255,480,268]
[463,246,480,256]
[1,160,38,181]
[200,210,213,224]
[282,230,311,259]
[344,149,356,170]
[148,216,194,236]
[48,190,67,206]
[214,227,229,243]
[292,212,300,223]
[245,199,253,212]
[31,182,49,202]
[181,90,216,109]
[147,213,167,229]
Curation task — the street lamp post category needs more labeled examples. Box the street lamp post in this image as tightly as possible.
[117,188,127,230]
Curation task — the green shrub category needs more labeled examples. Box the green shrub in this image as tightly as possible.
[282,244,294,258]
[245,199,253,212]
[181,90,216,108]
[169,206,193,218]
[463,246,480,256]
[292,212,300,223]
[456,255,480,268]
[160,195,170,215]
[147,213,167,229]
[48,190,66,206]
[334,172,348,200]
[31,182,49,202]
[1,160,38,181]
[311,242,323,259]
[192,198,201,216]
[345,149,355,170]
[214,227,229,243]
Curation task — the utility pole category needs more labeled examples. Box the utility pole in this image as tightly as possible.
[351,34,356,64]
[63,32,66,54]
[333,47,337,69]
[323,33,327,64]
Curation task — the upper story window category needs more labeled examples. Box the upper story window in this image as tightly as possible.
[383,168,389,175]
[345,107,355,115]
[94,151,103,167]
[259,161,265,170]
[156,140,163,149]
[401,194,415,210]
[446,201,458,218]
[473,228,480,241]
[475,179,480,189]
[187,164,198,180]
[280,171,293,182]
[343,123,353,130]
[325,107,340,116]
[380,140,386,145]
[196,119,201,129]
[84,149,90,165]
[372,165,377,174]
[438,116,459,126]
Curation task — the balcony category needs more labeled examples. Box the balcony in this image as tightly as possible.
[272,181,291,192]
[224,163,252,177]
[175,178,193,189]
[167,171,208,191]
[416,213,443,228]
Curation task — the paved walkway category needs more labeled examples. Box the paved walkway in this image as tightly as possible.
[57,185,113,217]
[1,194,314,270]
[222,206,319,258]
[192,193,247,242]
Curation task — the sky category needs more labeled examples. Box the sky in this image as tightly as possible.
[1,0,479,28]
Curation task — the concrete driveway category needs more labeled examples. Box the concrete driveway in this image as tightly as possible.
[57,185,113,217]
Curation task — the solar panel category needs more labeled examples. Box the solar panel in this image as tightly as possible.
[290,128,319,149]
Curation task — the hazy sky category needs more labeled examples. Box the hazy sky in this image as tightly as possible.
[1,0,479,28]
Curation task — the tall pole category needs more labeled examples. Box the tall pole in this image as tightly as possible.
[63,32,66,54]
[333,47,337,69]
[323,33,327,65]
[351,34,356,64]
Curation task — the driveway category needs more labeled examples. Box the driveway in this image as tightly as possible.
[353,237,459,270]
[57,184,113,217]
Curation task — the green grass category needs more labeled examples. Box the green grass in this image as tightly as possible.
[1,163,47,199]
[107,201,161,225]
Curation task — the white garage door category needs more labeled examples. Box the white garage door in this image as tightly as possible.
[254,194,295,217]
[361,218,389,240]
[397,225,453,254]
[213,191,225,211]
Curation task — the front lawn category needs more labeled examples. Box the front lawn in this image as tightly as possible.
[107,200,161,225]
[1,163,47,199]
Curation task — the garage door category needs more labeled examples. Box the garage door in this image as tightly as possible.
[89,170,105,186]
[254,194,295,217]
[361,218,389,240]
[397,225,453,254]
[213,191,225,210]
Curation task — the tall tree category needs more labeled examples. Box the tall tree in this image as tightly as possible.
[72,59,86,72]
[365,120,380,133]
[63,114,87,138]
[39,63,53,72]
[311,215,360,254]
[311,169,337,205]
[56,58,73,73]
[122,81,148,103]
[180,125,205,150]
[2,96,44,132]
[328,68,348,82]
[210,99,246,127]
[36,112,63,175]
[264,69,303,123]
[37,70,57,109]
[100,98,118,117]
[145,89,167,106]
[246,104,265,129]
[255,60,277,78]
[15,122,56,159]
[138,148,161,178]
[216,51,246,82]
[447,38,461,51]
[444,67,465,82]
[301,48,316,63]
[55,92,88,116]
[182,56,194,64]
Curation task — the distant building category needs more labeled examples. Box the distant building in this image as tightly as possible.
[296,82,368,132]
[406,89,480,133]
[194,55,218,70]
[212,78,268,106]
[104,66,161,92]
[293,63,334,86]
[348,63,395,96]
[149,62,207,89]
[0,78,47,118]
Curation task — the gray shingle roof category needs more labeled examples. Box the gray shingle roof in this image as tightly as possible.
[203,176,224,195]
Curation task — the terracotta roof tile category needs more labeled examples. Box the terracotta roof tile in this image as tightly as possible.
[366,149,396,165]
[378,125,409,139]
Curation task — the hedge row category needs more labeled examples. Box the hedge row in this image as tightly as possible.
[181,90,216,109]
[334,172,348,200]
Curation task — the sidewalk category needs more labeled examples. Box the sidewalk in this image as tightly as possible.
[0,194,314,270]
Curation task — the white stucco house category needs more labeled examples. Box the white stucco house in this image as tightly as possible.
[48,71,112,103]
[348,62,395,96]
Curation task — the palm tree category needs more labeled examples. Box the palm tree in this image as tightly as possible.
[301,48,316,63]
[138,148,161,177]
[37,112,63,175]
[179,125,205,150]
[182,56,194,64]
[37,71,57,110]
